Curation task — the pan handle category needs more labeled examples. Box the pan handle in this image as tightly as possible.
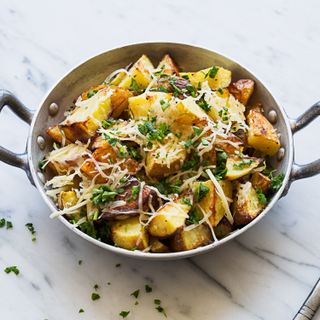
[288,102,320,183]
[0,89,35,185]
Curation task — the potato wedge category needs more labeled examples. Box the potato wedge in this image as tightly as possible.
[101,180,157,220]
[60,85,133,143]
[174,97,207,125]
[157,54,180,76]
[213,217,233,240]
[58,190,82,221]
[215,132,245,155]
[46,143,89,175]
[244,103,264,118]
[118,54,154,92]
[110,216,149,250]
[46,123,71,146]
[180,66,231,90]
[148,192,193,239]
[170,224,212,252]
[247,110,280,156]
[128,92,172,119]
[146,136,187,176]
[193,179,233,227]
[80,140,140,183]
[225,155,264,180]
[232,181,265,226]
[250,172,271,194]
[150,237,171,253]
[228,79,255,106]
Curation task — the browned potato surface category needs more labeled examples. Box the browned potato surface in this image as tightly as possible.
[157,54,180,75]
[150,237,171,253]
[250,172,271,194]
[46,123,71,146]
[228,79,255,106]
[58,190,82,221]
[247,110,280,156]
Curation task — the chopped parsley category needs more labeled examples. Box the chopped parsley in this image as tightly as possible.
[218,88,224,95]
[174,132,182,139]
[94,284,98,291]
[155,306,167,318]
[91,293,100,301]
[160,100,171,112]
[186,83,196,97]
[6,221,13,229]
[214,148,228,180]
[181,75,190,80]
[193,127,203,136]
[181,198,199,224]
[32,238,36,242]
[79,260,82,265]
[195,183,210,203]
[201,136,211,146]
[149,178,181,196]
[0,218,5,227]
[196,98,211,112]
[86,89,98,99]
[25,223,36,234]
[256,187,268,205]
[4,266,19,276]
[90,186,117,206]
[131,290,140,299]
[119,311,130,318]
[270,172,285,191]
[79,309,84,313]
[145,285,152,293]
[233,159,256,170]
[130,78,141,93]
[154,299,161,305]
[101,118,116,128]
[132,184,141,200]
[116,263,121,267]
[207,66,219,79]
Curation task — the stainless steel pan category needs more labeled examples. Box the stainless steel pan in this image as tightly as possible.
[1,42,320,260]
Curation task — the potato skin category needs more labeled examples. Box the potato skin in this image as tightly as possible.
[150,237,171,253]
[157,54,180,76]
[244,103,264,118]
[213,217,233,240]
[228,79,255,106]
[247,110,280,156]
[58,190,81,221]
[170,224,213,252]
[46,123,71,146]
[250,172,271,194]
[215,132,244,155]
[101,180,157,220]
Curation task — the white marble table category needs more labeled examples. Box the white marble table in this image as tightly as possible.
[1,1,320,319]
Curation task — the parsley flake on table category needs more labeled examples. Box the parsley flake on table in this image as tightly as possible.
[91,293,100,301]
[119,311,130,318]
[145,284,152,293]
[154,299,161,305]
[155,306,167,318]
[6,221,13,229]
[25,223,36,234]
[130,289,140,299]
[94,284,98,291]
[79,309,84,313]
[116,263,121,267]
[0,218,5,227]
[78,260,82,265]
[4,266,19,275]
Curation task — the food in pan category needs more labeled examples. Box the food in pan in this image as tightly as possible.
[41,53,283,253]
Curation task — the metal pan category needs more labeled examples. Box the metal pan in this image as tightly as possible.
[1,42,319,260]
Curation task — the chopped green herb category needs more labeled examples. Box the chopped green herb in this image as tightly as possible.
[161,102,170,112]
[135,301,138,305]
[193,127,203,136]
[233,164,243,170]
[154,299,161,305]
[119,311,130,318]
[131,290,140,299]
[207,66,219,79]
[79,309,84,313]
[196,98,211,112]
[6,221,13,229]
[4,266,19,276]
[25,223,36,234]
[79,260,82,265]
[116,264,121,267]
[270,172,285,191]
[108,282,111,285]
[197,81,201,90]
[87,90,98,99]
[32,238,36,242]
[90,186,117,206]
[126,197,132,203]
[130,78,141,94]
[181,198,199,224]
[201,136,211,146]
[0,218,5,228]
[94,284,98,291]
[214,148,228,180]
[145,285,152,293]
[101,118,116,128]
[174,133,182,139]
[218,110,223,117]
[218,88,224,95]
[256,187,268,205]
[222,116,229,121]
[147,141,153,149]
[195,183,210,203]
[132,185,141,200]
[155,306,167,318]
[181,75,190,80]
[186,83,196,97]
[91,293,100,301]
[108,156,114,164]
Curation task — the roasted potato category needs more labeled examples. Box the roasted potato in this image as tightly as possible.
[213,217,234,240]
[247,110,280,156]
[250,172,271,194]
[157,54,180,76]
[46,143,89,175]
[180,66,232,90]
[148,192,193,239]
[150,237,171,253]
[80,140,140,183]
[228,79,255,106]
[244,103,264,118]
[118,54,154,92]
[101,180,157,220]
[215,132,245,155]
[193,179,233,227]
[225,155,264,180]
[60,85,133,143]
[58,190,82,221]
[170,224,213,252]
[46,123,71,146]
[232,181,266,226]
[174,97,207,125]
[110,216,149,250]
